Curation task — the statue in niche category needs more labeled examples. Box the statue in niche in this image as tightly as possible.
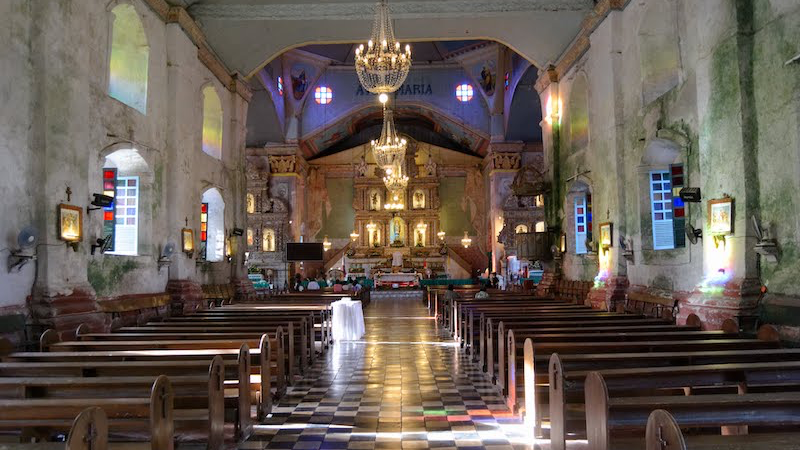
[262,228,276,252]
[369,190,381,211]
[423,157,437,177]
[246,193,255,214]
[412,190,425,209]
[355,155,368,177]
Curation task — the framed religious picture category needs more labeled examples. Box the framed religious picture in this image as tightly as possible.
[599,222,613,249]
[181,228,195,254]
[57,204,83,242]
[708,197,734,235]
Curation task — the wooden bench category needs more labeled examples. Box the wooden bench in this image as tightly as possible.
[31,332,276,425]
[0,407,107,450]
[644,409,800,450]
[623,290,678,320]
[550,345,800,450]
[586,372,800,450]
[0,376,172,450]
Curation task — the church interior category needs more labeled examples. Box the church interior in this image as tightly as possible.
[2,0,800,448]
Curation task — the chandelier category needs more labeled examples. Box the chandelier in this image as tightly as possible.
[323,236,332,252]
[461,231,472,248]
[355,0,412,94]
[382,163,408,192]
[371,108,407,169]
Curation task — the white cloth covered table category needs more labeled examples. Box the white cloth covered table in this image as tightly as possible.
[331,297,365,341]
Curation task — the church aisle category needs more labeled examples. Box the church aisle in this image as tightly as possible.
[243,295,532,450]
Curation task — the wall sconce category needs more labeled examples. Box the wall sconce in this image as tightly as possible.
[437,231,446,241]
[225,237,233,263]
[461,231,472,249]
[544,95,562,126]
[560,233,567,253]
[323,236,332,252]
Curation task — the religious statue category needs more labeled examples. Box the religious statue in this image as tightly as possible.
[412,190,425,209]
[369,191,381,211]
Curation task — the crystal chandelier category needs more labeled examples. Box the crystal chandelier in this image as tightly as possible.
[355,0,412,94]
[461,231,472,248]
[382,163,408,192]
[371,108,407,169]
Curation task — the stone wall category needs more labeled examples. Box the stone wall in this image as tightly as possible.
[539,0,800,338]
[0,0,251,346]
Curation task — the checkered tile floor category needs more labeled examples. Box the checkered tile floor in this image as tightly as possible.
[242,295,534,450]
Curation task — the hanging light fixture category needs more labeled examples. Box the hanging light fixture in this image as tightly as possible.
[355,0,412,94]
[461,231,472,248]
[350,229,360,242]
[382,162,408,192]
[371,107,407,169]
[437,230,446,241]
[323,236,332,252]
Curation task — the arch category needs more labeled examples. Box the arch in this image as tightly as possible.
[262,228,276,252]
[567,73,589,151]
[638,0,681,105]
[201,188,225,262]
[202,85,224,159]
[534,221,546,232]
[102,148,153,256]
[506,65,543,142]
[515,224,529,234]
[639,136,687,252]
[108,3,149,114]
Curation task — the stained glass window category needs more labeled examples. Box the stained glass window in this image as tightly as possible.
[456,84,474,102]
[315,86,333,104]
[575,196,587,254]
[504,72,510,91]
[277,76,284,96]
[670,164,686,248]
[102,169,117,252]
[200,202,209,259]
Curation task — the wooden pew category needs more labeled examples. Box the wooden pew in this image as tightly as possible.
[0,407,108,450]
[644,409,800,450]
[27,333,276,426]
[0,376,172,450]
[550,345,800,450]
[508,333,777,434]
[586,372,800,450]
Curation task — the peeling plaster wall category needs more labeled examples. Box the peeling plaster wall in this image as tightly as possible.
[0,0,249,337]
[547,0,800,337]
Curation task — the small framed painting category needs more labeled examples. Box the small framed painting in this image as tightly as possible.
[58,204,83,242]
[708,197,734,235]
[181,228,195,253]
[599,222,613,249]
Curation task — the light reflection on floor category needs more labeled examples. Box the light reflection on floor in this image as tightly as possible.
[244,295,577,449]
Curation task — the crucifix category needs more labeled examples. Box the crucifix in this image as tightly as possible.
[66,186,72,202]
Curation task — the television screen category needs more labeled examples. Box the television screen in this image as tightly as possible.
[286,243,324,261]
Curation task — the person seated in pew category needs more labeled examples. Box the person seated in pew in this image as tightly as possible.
[443,284,461,303]
[491,272,499,289]
[352,281,362,294]
[293,274,302,291]
[343,280,352,291]
[333,280,343,293]
[307,278,321,290]
[474,286,490,299]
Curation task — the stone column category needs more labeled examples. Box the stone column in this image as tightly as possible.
[482,144,522,274]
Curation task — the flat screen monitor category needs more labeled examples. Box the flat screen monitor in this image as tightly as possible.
[286,243,324,261]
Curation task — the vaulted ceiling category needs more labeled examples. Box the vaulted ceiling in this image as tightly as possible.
[166,0,594,77]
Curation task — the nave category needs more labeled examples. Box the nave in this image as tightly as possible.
[245,296,530,450]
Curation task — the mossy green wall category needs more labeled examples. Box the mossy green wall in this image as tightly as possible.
[439,177,476,236]
[318,178,355,239]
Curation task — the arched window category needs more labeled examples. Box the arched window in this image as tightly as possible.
[568,74,589,151]
[568,182,592,255]
[246,193,255,214]
[108,4,149,114]
[102,148,151,256]
[535,221,546,232]
[515,224,528,234]
[456,84,474,102]
[202,86,223,159]
[200,188,225,262]
[262,228,276,252]
[314,86,333,105]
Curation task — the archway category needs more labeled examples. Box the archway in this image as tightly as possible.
[201,188,225,262]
